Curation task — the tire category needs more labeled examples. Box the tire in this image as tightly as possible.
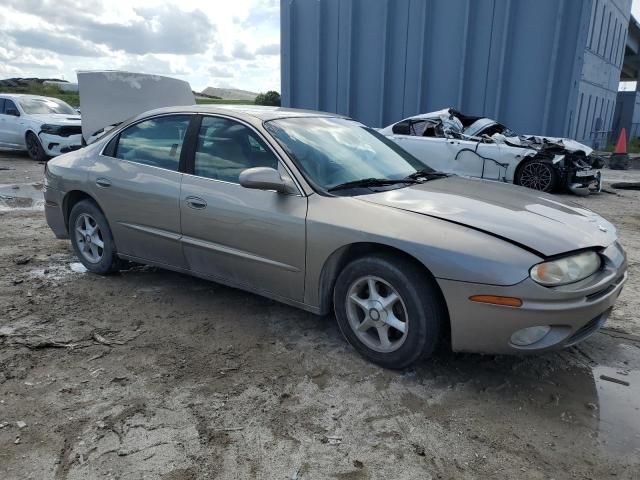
[25,131,48,162]
[514,159,559,192]
[333,254,445,369]
[69,200,121,274]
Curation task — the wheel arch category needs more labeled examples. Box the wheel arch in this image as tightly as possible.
[24,128,39,147]
[62,190,107,232]
[513,155,558,189]
[317,242,451,340]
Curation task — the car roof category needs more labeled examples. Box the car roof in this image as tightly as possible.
[0,93,41,99]
[133,104,350,123]
[0,93,68,102]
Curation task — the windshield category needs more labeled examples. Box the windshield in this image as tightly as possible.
[18,97,77,115]
[264,117,431,192]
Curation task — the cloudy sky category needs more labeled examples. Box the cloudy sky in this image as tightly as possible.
[0,0,280,93]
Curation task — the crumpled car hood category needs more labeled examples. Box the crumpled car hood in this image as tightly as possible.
[499,134,594,156]
[356,176,616,257]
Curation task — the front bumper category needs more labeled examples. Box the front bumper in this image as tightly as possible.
[568,170,602,195]
[38,132,83,157]
[439,242,627,354]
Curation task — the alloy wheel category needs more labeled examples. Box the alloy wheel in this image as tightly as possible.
[74,213,104,263]
[345,275,409,353]
[519,162,553,191]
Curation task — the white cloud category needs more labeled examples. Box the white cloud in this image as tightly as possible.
[208,66,235,78]
[256,43,279,56]
[0,0,281,92]
[231,41,256,60]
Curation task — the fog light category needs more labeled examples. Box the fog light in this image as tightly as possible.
[510,326,551,346]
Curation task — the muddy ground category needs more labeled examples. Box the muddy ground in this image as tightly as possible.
[1,153,639,480]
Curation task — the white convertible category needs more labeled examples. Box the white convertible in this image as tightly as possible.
[379,108,604,195]
[0,94,82,161]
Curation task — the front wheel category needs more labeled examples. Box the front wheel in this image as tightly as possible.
[514,159,558,192]
[25,131,48,162]
[333,255,445,369]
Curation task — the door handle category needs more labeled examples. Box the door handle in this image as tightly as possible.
[185,196,207,209]
[96,177,111,188]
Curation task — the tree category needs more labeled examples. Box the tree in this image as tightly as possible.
[255,91,281,106]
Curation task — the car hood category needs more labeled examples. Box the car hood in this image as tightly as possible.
[356,176,616,257]
[29,113,81,125]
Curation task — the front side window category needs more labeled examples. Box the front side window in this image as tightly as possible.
[193,116,278,183]
[18,97,75,115]
[264,117,430,191]
[115,115,190,171]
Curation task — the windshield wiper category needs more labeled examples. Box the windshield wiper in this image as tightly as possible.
[328,177,419,192]
[405,169,450,181]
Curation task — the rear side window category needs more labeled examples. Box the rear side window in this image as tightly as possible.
[115,115,191,171]
[193,116,278,183]
[2,99,18,115]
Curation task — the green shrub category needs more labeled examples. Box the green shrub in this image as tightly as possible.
[255,91,281,106]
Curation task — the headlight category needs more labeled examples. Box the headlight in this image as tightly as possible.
[530,251,601,286]
[41,124,63,134]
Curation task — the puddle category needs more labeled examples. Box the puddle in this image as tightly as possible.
[593,366,640,455]
[403,353,640,464]
[0,183,44,211]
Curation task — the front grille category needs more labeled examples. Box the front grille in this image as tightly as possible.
[56,126,82,137]
[565,308,611,346]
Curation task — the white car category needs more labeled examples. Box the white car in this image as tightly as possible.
[379,108,604,195]
[0,94,82,161]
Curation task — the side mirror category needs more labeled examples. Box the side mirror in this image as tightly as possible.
[239,167,295,194]
[6,108,20,117]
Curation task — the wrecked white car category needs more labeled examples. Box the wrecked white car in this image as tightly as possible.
[379,109,604,195]
[0,94,82,161]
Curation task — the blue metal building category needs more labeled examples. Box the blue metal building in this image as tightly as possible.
[612,14,640,142]
[281,0,631,147]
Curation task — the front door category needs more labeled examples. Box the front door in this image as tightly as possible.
[89,114,192,268]
[180,115,307,302]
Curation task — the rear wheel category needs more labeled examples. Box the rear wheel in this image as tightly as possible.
[25,131,48,162]
[515,159,558,192]
[333,254,444,369]
[69,200,121,274]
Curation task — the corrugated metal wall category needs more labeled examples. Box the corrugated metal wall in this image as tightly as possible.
[574,0,630,147]
[281,0,631,145]
[612,90,640,140]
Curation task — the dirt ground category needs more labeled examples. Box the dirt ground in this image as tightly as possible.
[1,152,639,480]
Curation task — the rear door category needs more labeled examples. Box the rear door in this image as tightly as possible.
[0,99,24,148]
[91,114,192,268]
[0,99,7,147]
[179,115,307,302]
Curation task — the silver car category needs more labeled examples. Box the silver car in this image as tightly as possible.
[44,106,627,368]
